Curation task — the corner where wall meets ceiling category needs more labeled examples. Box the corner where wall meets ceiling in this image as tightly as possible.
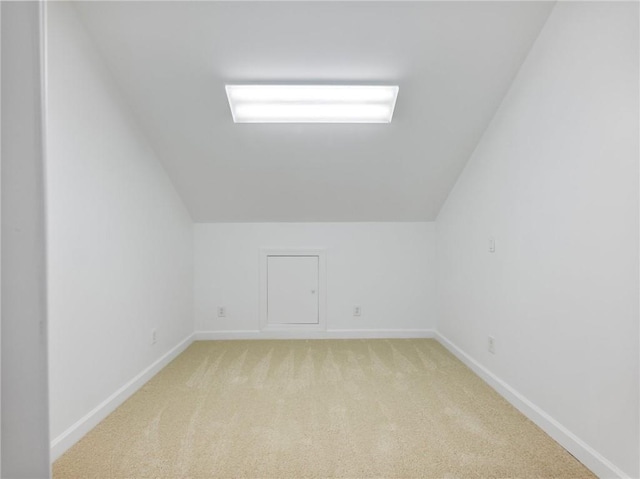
[69,1,555,222]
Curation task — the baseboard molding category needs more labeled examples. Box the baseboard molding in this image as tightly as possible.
[194,329,436,340]
[435,332,630,479]
[49,328,433,461]
[53,329,622,477]
[50,333,194,461]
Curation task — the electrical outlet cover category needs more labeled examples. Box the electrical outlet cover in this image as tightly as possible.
[488,336,495,354]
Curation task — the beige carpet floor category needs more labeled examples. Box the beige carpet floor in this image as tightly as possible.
[54,339,595,478]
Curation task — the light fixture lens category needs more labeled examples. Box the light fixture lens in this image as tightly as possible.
[225,85,399,123]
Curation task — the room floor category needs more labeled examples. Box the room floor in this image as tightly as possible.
[54,339,594,478]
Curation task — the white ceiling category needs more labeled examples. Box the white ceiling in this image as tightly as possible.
[73,1,553,222]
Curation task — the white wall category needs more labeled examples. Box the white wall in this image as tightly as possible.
[195,223,435,337]
[436,2,638,478]
[1,2,51,477]
[46,3,193,457]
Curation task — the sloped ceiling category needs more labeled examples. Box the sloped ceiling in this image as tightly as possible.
[73,1,554,222]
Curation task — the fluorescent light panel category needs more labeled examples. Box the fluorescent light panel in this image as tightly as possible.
[225,85,399,123]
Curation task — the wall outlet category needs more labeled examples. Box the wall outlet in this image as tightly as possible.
[489,237,496,253]
[488,336,495,354]
[353,306,361,317]
[217,306,226,318]
[151,329,157,345]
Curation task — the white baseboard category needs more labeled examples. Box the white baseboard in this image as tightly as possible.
[435,332,630,479]
[194,329,436,340]
[50,329,432,461]
[50,333,194,461]
[54,329,621,478]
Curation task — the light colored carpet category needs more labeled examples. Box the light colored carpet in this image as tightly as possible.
[54,339,595,478]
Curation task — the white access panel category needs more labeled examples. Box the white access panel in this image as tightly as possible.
[267,255,319,325]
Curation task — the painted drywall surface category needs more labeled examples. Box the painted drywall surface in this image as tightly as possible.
[1,2,51,477]
[195,223,435,334]
[436,2,639,477]
[73,2,554,223]
[46,3,193,443]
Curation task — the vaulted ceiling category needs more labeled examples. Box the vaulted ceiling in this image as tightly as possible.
[73,1,554,222]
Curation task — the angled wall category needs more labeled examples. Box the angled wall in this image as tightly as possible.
[436,2,639,477]
[45,3,194,459]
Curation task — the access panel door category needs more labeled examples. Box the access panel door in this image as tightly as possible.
[267,255,319,325]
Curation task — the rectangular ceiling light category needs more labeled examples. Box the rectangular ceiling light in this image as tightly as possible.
[225,84,399,123]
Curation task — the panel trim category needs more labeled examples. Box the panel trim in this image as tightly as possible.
[194,329,436,340]
[435,332,630,479]
[259,248,327,332]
